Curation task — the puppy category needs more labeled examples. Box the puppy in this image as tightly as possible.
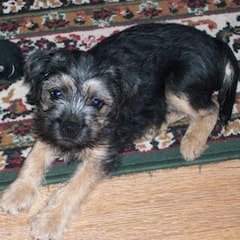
[1,23,239,239]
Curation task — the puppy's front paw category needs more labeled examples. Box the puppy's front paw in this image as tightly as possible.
[180,135,208,161]
[31,209,67,240]
[1,181,37,215]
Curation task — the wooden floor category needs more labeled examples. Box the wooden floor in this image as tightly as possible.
[1,159,240,240]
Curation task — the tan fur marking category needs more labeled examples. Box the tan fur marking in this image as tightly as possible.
[61,74,76,92]
[167,91,219,161]
[180,110,218,161]
[1,141,57,214]
[43,74,76,93]
[82,78,112,102]
[82,78,114,124]
[41,74,76,111]
[157,111,186,135]
[166,92,197,117]
[84,78,112,100]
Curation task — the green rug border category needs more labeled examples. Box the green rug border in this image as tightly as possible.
[0,139,239,191]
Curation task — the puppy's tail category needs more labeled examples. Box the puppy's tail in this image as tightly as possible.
[218,45,239,124]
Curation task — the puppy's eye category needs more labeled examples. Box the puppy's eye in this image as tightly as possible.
[91,98,104,108]
[50,90,63,100]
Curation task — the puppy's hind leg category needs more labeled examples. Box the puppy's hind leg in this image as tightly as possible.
[1,140,57,214]
[167,92,219,161]
[180,107,218,161]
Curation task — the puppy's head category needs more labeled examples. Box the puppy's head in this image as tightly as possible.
[24,49,123,149]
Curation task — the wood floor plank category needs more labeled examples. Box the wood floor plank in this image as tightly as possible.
[1,159,240,240]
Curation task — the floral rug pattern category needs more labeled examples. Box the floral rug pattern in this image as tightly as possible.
[0,1,240,172]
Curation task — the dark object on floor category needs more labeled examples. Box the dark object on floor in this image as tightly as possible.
[0,40,24,81]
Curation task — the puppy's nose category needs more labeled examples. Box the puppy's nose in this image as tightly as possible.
[60,121,80,138]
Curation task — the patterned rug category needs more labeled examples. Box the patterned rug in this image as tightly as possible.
[0,0,240,189]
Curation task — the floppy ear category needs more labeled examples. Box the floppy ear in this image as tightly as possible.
[24,49,76,105]
[24,50,49,105]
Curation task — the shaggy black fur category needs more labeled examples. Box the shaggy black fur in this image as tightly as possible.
[90,23,239,124]
[24,23,239,170]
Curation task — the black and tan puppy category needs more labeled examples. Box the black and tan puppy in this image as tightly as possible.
[1,23,239,239]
